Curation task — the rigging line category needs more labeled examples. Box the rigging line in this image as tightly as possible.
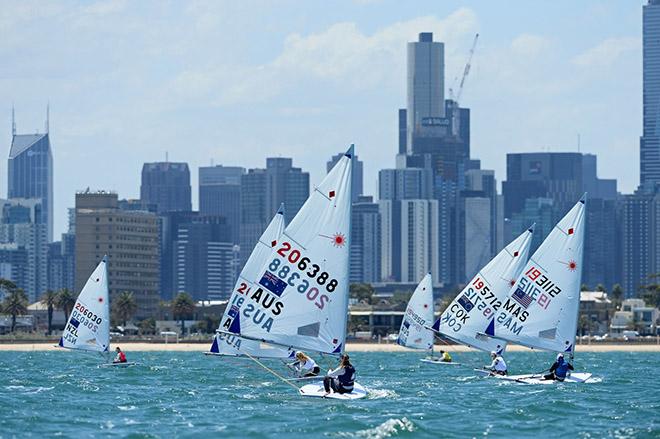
[243,350,300,391]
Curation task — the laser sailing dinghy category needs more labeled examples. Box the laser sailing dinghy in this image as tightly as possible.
[428,226,534,364]
[58,256,136,367]
[485,195,596,385]
[395,273,454,365]
[207,204,294,360]
[221,145,367,400]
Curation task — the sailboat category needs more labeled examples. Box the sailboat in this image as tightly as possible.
[208,204,294,359]
[222,145,366,399]
[396,273,446,364]
[429,226,534,362]
[485,195,594,384]
[58,256,133,367]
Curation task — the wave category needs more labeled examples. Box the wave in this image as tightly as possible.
[342,418,416,439]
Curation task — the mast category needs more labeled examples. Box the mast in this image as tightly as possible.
[339,144,354,354]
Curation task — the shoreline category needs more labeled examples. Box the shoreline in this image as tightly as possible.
[0,342,658,352]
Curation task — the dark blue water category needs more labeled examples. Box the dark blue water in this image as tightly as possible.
[0,351,658,438]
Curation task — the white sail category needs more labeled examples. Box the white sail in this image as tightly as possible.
[432,226,534,353]
[211,205,293,358]
[397,273,434,350]
[59,257,110,352]
[493,197,586,354]
[226,145,353,355]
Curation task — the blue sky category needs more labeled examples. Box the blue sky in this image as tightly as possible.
[0,0,643,236]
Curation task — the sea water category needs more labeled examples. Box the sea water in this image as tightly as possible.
[0,350,658,438]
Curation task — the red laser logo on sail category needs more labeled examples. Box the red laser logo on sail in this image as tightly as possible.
[567,260,577,271]
[332,233,346,247]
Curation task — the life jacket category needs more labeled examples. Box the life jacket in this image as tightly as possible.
[338,365,355,389]
[555,358,569,378]
[118,352,127,363]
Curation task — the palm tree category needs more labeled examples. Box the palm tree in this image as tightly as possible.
[56,289,76,322]
[138,317,156,335]
[611,284,624,310]
[2,289,29,333]
[172,292,195,336]
[41,290,58,335]
[113,291,138,327]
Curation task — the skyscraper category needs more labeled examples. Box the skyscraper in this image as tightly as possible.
[239,158,309,264]
[75,192,160,319]
[407,32,445,150]
[8,111,53,241]
[199,165,245,245]
[350,196,381,283]
[140,162,192,213]
[327,153,363,202]
[641,0,660,187]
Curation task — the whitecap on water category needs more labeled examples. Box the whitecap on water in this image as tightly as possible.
[117,405,137,411]
[340,417,416,438]
[366,389,398,399]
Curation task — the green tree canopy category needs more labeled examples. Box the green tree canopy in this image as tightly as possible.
[113,291,138,327]
[41,290,58,335]
[138,317,156,335]
[172,292,196,335]
[56,289,76,322]
[349,283,375,305]
[2,288,29,332]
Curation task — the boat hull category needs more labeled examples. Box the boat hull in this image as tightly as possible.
[298,382,367,400]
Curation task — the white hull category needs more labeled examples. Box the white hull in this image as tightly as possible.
[99,362,138,368]
[299,382,367,400]
[420,357,461,365]
[474,369,595,384]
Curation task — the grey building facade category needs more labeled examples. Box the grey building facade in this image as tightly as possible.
[140,162,192,213]
[641,0,660,186]
[199,165,245,245]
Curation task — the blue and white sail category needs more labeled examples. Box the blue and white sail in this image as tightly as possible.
[211,205,293,358]
[397,273,434,350]
[431,226,534,353]
[494,197,586,354]
[59,257,110,352]
[225,145,353,355]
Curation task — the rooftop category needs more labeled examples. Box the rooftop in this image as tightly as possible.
[9,133,48,159]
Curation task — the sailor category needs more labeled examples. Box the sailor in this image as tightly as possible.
[439,350,452,362]
[483,351,507,375]
[323,354,355,395]
[291,351,321,377]
[113,347,127,364]
[543,353,574,381]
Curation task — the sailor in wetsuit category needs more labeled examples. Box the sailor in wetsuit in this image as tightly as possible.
[483,351,507,375]
[543,353,574,381]
[323,354,355,395]
[439,350,452,362]
[113,347,127,363]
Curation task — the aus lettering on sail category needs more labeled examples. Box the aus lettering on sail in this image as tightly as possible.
[223,240,342,334]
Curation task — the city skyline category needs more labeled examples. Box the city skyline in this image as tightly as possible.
[0,1,642,237]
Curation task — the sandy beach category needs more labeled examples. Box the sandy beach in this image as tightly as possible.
[0,342,658,352]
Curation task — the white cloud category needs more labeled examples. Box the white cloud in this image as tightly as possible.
[572,37,639,68]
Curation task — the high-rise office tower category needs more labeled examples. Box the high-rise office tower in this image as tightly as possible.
[327,153,363,202]
[407,32,445,149]
[75,192,160,319]
[8,110,53,241]
[378,168,433,200]
[199,165,245,245]
[0,198,48,302]
[350,196,381,283]
[140,162,191,213]
[641,0,660,187]
[239,158,309,264]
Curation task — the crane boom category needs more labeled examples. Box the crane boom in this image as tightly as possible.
[455,33,479,104]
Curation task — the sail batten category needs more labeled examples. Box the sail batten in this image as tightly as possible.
[433,227,534,353]
[493,197,586,354]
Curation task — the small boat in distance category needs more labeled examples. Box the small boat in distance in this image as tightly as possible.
[58,256,136,367]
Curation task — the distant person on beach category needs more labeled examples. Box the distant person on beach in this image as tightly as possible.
[484,351,507,375]
[291,351,320,377]
[323,354,355,395]
[439,350,452,362]
[543,353,574,381]
[113,347,127,363]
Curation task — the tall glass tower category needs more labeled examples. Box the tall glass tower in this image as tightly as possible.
[641,0,660,186]
[8,114,53,242]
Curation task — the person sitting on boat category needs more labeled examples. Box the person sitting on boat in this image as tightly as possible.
[113,347,127,364]
[439,350,452,362]
[323,354,355,395]
[483,351,507,375]
[291,351,321,377]
[543,353,574,382]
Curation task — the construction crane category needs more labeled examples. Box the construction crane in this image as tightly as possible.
[451,33,479,105]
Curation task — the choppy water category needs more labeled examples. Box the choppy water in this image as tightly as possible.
[0,350,658,438]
